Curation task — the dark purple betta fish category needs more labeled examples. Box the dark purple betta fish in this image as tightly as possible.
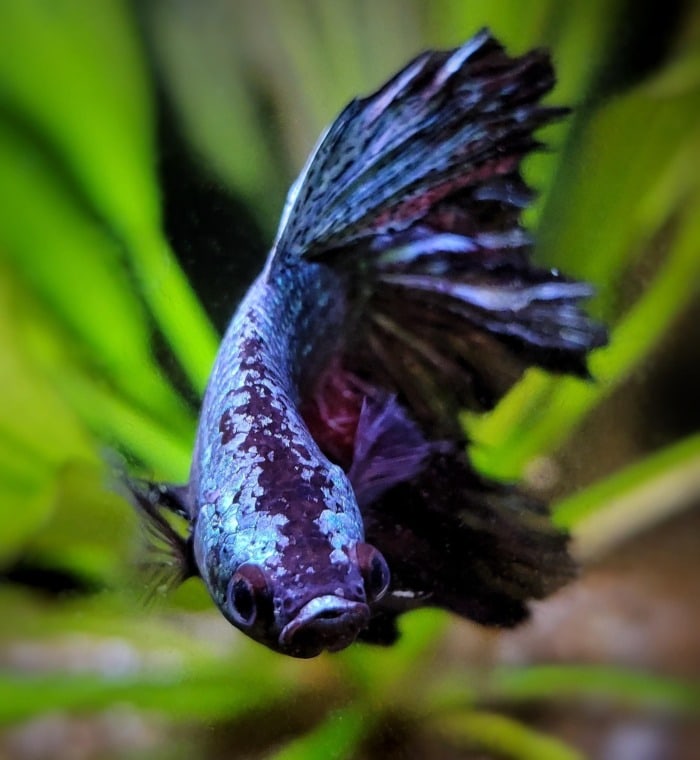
[134,30,606,658]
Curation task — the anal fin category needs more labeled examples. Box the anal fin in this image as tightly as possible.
[363,449,575,629]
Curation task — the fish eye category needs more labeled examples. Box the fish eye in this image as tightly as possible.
[227,563,270,628]
[356,543,390,602]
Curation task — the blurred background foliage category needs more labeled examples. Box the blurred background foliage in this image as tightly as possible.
[0,1,699,758]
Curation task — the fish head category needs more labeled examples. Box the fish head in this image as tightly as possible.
[224,539,390,658]
[192,448,392,656]
[194,493,391,657]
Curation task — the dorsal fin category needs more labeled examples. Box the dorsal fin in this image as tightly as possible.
[274,29,562,260]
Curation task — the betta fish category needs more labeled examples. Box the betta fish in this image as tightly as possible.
[132,29,607,658]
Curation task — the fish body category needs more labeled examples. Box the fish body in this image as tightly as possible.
[134,30,607,657]
[191,263,375,655]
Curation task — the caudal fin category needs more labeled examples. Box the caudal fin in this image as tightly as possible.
[275,30,606,437]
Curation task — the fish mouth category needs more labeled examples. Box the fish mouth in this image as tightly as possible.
[279,595,370,658]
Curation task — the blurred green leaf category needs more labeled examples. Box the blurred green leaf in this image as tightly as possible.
[51,366,193,481]
[0,667,290,726]
[0,273,94,468]
[0,0,218,394]
[0,269,97,565]
[490,665,700,713]
[426,661,700,719]
[146,0,283,233]
[554,433,700,559]
[434,709,584,760]
[23,461,140,585]
[0,473,54,568]
[539,59,700,308]
[0,0,156,230]
[338,609,447,700]
[0,588,300,725]
[0,121,193,438]
[265,706,367,760]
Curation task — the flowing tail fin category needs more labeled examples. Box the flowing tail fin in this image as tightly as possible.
[273,30,606,436]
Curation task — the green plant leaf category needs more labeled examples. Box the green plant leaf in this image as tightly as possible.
[265,706,367,760]
[22,461,140,586]
[0,0,218,394]
[337,609,447,700]
[554,433,700,558]
[50,365,193,482]
[434,709,584,760]
[0,587,299,725]
[146,0,285,230]
[0,667,289,726]
[0,269,100,565]
[0,122,194,438]
[489,665,700,713]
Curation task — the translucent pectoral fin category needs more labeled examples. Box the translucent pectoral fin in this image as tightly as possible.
[127,479,197,595]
